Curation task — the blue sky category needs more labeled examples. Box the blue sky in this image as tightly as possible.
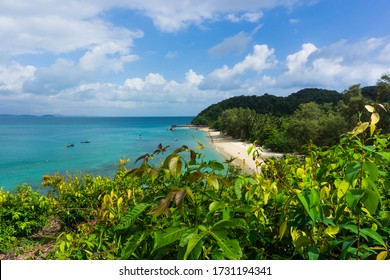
[0,0,389,116]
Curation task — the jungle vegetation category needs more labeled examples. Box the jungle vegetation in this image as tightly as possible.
[193,75,390,153]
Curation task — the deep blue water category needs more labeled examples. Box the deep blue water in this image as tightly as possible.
[0,116,223,191]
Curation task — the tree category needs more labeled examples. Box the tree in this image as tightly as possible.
[218,108,257,139]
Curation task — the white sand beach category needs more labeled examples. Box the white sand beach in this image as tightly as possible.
[198,127,283,174]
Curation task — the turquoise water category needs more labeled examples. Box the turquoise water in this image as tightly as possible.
[0,116,223,191]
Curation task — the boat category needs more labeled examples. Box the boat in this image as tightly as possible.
[66,144,74,147]
[81,140,91,143]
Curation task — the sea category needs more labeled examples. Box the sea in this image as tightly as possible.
[0,116,224,192]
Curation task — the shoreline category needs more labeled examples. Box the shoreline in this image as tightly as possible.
[196,127,283,174]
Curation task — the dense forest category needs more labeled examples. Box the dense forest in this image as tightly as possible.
[1,75,389,260]
[193,77,390,153]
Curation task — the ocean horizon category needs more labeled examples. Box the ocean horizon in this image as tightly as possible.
[0,116,224,192]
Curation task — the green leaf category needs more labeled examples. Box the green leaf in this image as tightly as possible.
[345,190,365,211]
[121,232,147,259]
[210,230,242,260]
[361,188,379,214]
[234,180,242,199]
[307,246,319,260]
[278,219,288,241]
[209,201,224,213]
[294,236,311,249]
[345,162,362,185]
[184,231,208,260]
[169,155,182,178]
[207,160,225,171]
[207,175,219,190]
[360,228,386,247]
[340,237,357,259]
[115,203,149,231]
[297,188,320,223]
[336,180,350,199]
[213,219,247,230]
[363,162,379,182]
[153,227,188,252]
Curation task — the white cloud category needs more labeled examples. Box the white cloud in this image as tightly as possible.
[114,0,302,32]
[209,31,252,57]
[79,42,139,72]
[145,73,166,85]
[209,44,276,80]
[124,78,145,91]
[0,62,36,93]
[286,43,318,72]
[379,42,390,62]
[185,69,204,87]
[227,12,263,23]
[277,38,390,89]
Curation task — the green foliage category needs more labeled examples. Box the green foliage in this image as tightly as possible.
[0,185,52,252]
[192,88,342,125]
[193,78,390,153]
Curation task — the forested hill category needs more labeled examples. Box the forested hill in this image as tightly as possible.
[192,88,341,125]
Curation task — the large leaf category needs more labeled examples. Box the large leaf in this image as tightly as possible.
[153,226,188,252]
[361,188,379,214]
[360,228,386,247]
[345,190,365,211]
[184,231,208,260]
[213,218,248,230]
[234,180,242,199]
[169,155,183,178]
[115,203,149,231]
[297,188,320,223]
[336,180,350,199]
[363,162,379,182]
[345,162,362,185]
[371,112,380,125]
[210,230,242,260]
[207,175,219,190]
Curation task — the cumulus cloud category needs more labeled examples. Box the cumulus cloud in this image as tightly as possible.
[185,69,204,87]
[207,44,276,83]
[0,62,36,93]
[286,43,318,72]
[79,42,139,72]
[277,38,390,89]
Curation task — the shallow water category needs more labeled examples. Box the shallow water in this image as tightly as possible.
[0,116,223,191]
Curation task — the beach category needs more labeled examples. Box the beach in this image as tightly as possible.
[198,127,283,174]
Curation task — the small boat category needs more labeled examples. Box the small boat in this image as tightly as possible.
[66,144,74,147]
[81,140,91,143]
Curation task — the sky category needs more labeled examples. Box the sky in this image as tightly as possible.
[0,0,390,116]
